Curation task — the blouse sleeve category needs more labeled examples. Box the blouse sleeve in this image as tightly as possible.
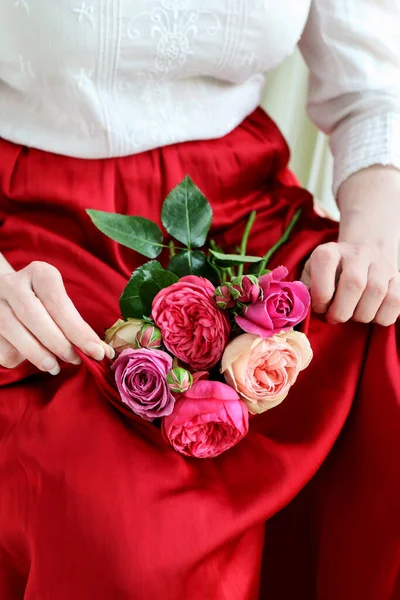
[298,0,400,197]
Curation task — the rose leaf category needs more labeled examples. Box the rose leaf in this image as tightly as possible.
[161,175,213,249]
[86,210,163,258]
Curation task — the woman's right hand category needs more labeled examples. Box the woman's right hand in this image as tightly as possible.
[0,260,115,375]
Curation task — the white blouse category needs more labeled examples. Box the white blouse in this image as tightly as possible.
[0,0,399,195]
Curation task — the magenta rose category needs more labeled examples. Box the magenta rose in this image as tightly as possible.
[111,348,175,422]
[151,276,230,371]
[235,266,310,338]
[163,380,249,458]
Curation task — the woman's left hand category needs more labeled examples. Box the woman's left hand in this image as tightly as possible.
[301,166,400,326]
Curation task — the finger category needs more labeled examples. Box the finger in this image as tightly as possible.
[0,334,25,369]
[309,243,341,313]
[326,256,369,324]
[374,273,400,326]
[300,260,311,289]
[3,284,82,365]
[0,300,60,374]
[28,262,114,360]
[353,263,389,323]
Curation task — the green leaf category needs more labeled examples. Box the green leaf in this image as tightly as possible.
[209,250,263,268]
[161,176,212,248]
[119,261,165,319]
[168,250,218,283]
[139,269,179,316]
[86,210,163,258]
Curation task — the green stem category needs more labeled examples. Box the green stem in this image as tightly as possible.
[257,209,302,276]
[169,240,176,258]
[221,270,227,284]
[226,267,234,279]
[208,260,223,284]
[238,210,257,277]
[210,239,223,253]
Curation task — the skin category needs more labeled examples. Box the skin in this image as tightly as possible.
[0,165,398,375]
[0,257,115,374]
[301,165,400,326]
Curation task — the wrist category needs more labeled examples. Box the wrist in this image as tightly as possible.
[337,165,400,250]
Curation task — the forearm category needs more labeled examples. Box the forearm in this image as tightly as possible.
[0,253,15,276]
[337,166,400,259]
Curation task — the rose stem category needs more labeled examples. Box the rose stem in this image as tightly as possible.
[257,208,302,276]
[237,210,257,278]
[169,240,176,258]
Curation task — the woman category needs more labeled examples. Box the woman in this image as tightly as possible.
[0,1,399,598]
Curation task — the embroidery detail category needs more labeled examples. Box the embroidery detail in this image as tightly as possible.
[151,6,199,72]
[127,1,220,74]
[73,2,96,28]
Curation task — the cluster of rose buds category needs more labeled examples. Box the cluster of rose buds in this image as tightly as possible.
[214,275,261,309]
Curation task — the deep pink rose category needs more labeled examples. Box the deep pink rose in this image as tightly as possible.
[152,276,230,371]
[111,348,174,422]
[235,266,310,338]
[163,380,249,458]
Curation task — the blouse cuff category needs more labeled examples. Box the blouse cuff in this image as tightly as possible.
[330,111,400,198]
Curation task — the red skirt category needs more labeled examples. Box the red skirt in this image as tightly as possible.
[0,109,399,600]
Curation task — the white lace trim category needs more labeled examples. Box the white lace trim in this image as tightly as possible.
[331,112,400,196]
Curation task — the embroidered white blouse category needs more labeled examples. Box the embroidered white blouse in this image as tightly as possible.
[0,0,399,195]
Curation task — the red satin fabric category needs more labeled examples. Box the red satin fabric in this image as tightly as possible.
[0,109,399,600]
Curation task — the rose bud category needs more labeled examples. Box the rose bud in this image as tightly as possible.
[167,367,193,394]
[214,284,239,310]
[136,323,163,350]
[105,318,144,355]
[231,275,261,304]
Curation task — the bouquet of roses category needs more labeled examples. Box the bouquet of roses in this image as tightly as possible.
[87,176,312,459]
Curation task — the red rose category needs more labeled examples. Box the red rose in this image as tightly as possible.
[151,276,230,371]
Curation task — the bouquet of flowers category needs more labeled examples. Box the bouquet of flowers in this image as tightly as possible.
[87,176,312,459]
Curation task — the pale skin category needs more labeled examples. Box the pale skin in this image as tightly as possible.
[0,165,399,375]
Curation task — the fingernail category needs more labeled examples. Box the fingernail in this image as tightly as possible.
[104,344,115,360]
[41,356,60,376]
[85,342,105,361]
[63,347,82,364]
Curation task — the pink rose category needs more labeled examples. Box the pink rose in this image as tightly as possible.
[163,380,249,458]
[111,348,175,422]
[221,331,312,414]
[152,276,230,371]
[235,266,310,338]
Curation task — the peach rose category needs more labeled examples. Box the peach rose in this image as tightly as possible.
[105,318,144,355]
[221,331,312,414]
